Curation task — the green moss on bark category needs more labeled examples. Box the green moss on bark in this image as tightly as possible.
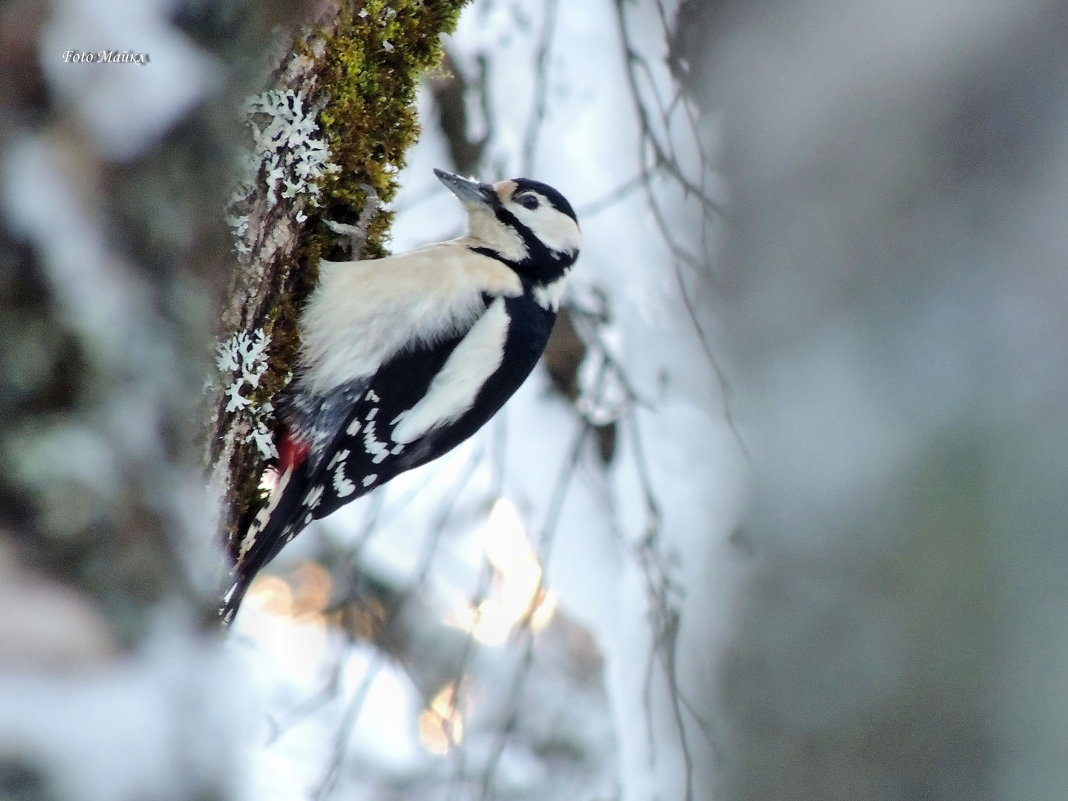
[310,0,466,257]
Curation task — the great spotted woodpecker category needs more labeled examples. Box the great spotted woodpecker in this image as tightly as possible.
[222,169,580,622]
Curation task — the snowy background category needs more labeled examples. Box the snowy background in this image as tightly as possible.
[4,1,1068,800]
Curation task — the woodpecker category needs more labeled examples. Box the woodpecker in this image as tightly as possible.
[222,168,581,622]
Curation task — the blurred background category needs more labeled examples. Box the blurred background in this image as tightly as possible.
[2,1,1068,800]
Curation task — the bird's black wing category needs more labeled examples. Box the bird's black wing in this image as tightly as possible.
[223,299,488,621]
[223,291,556,622]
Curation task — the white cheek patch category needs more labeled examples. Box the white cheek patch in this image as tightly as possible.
[510,202,581,256]
[391,298,510,444]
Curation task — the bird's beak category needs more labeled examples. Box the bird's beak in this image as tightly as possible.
[434,168,494,205]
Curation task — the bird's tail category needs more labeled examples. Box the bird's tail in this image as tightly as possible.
[220,571,256,625]
[219,464,308,625]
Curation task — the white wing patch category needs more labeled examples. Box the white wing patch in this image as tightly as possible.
[391,297,510,445]
[362,473,377,487]
[363,419,391,464]
[327,448,350,470]
[304,484,324,510]
[326,448,356,498]
[333,464,356,497]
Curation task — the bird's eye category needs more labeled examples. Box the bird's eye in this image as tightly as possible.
[517,194,540,210]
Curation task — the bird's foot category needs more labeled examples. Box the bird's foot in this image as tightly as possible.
[323,183,381,258]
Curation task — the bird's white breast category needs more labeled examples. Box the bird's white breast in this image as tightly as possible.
[299,242,522,395]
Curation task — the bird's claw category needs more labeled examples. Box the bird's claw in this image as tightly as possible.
[324,183,381,258]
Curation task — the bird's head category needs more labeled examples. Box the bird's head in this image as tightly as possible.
[434,168,581,285]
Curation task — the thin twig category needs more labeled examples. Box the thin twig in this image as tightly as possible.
[520,0,560,175]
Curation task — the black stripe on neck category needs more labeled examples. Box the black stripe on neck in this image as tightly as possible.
[468,245,519,269]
